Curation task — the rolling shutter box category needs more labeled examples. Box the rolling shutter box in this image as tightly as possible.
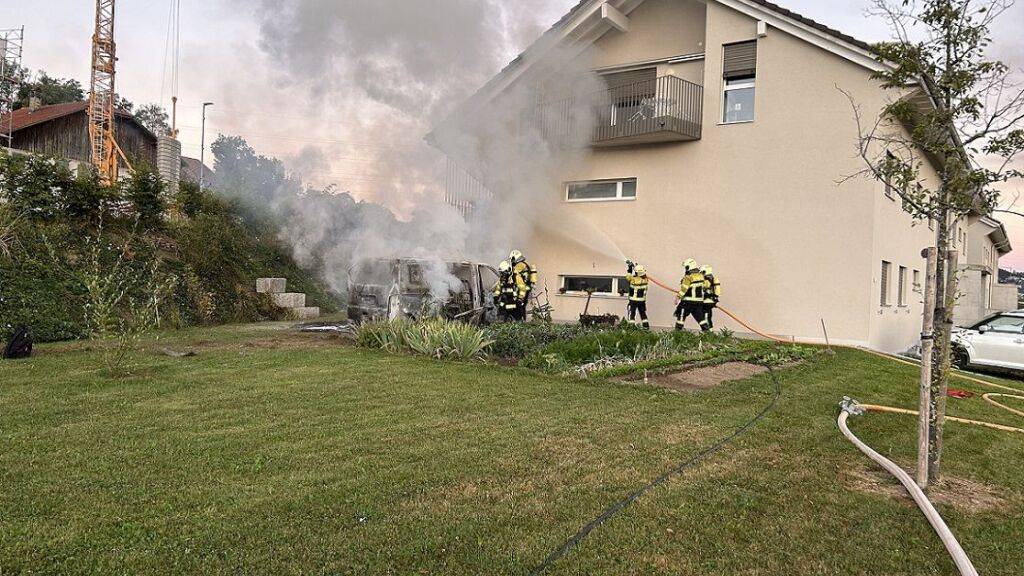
[601,67,657,89]
[723,40,757,79]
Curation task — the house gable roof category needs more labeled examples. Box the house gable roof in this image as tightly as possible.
[429,0,886,144]
[2,101,157,141]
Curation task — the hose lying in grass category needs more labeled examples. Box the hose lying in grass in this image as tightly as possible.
[983,393,1024,419]
[858,347,1024,426]
[838,398,979,576]
[530,366,781,575]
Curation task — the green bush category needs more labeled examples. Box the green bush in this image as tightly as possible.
[0,150,339,342]
[122,167,166,229]
[483,322,603,359]
[357,318,492,361]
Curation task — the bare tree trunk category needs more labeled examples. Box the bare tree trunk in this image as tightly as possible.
[917,247,938,489]
[931,247,959,482]
[928,190,951,484]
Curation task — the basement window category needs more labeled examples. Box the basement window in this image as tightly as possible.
[566,178,637,202]
[560,275,629,297]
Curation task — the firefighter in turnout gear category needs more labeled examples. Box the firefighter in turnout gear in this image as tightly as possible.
[494,260,527,322]
[509,249,537,320]
[674,259,710,332]
[625,260,650,329]
[701,265,721,329]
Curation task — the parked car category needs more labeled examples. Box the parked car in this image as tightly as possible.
[951,310,1024,374]
[347,258,499,324]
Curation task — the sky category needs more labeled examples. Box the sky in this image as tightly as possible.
[2,0,1024,266]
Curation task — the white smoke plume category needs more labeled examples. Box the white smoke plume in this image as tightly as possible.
[221,0,620,301]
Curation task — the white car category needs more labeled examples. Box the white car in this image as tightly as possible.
[951,311,1024,373]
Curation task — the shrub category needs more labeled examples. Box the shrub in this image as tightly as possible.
[122,167,166,229]
[81,231,176,375]
[357,318,492,361]
[484,322,603,359]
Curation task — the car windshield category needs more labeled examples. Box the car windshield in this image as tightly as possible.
[971,314,1024,333]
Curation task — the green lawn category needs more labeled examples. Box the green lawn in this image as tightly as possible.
[1,323,1022,575]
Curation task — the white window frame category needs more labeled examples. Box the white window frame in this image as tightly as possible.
[721,76,756,125]
[565,178,637,203]
[559,275,629,297]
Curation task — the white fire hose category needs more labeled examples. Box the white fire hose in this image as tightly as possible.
[838,398,978,576]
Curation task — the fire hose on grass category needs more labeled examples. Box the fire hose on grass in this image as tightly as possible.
[839,398,979,576]
[644,270,1023,574]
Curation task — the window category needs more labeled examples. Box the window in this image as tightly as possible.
[602,68,657,127]
[880,261,891,306]
[913,269,921,293]
[566,178,637,202]
[973,314,1024,334]
[883,152,896,200]
[560,275,629,297]
[898,266,908,306]
[722,41,757,123]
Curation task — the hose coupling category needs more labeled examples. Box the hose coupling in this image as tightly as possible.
[840,397,865,416]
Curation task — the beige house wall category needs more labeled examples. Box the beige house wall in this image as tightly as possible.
[524,0,945,351]
[587,0,707,68]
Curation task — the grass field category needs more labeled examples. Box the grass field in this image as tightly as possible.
[1,322,1022,575]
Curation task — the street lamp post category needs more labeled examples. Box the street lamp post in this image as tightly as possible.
[199,102,213,192]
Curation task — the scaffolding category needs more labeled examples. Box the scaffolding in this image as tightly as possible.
[0,27,24,152]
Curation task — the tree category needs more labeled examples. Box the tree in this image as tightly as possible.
[134,104,171,136]
[13,70,85,109]
[123,167,167,230]
[849,0,1024,485]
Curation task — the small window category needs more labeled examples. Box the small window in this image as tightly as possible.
[560,275,628,296]
[722,41,756,124]
[880,261,891,306]
[566,178,638,202]
[898,266,908,306]
[913,269,921,293]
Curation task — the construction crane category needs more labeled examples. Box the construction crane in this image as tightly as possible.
[88,0,128,184]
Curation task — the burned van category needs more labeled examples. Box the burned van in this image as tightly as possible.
[347,258,500,324]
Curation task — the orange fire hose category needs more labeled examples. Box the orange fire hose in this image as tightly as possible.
[647,272,1024,425]
[647,275,790,343]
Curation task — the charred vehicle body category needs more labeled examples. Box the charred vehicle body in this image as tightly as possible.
[347,258,500,324]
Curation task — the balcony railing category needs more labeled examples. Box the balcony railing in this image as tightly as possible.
[527,75,703,147]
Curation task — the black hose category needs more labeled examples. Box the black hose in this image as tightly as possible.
[530,366,782,574]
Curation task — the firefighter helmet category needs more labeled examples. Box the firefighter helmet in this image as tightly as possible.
[499,260,512,273]
[509,249,524,264]
[635,265,647,276]
[700,265,713,275]
[683,259,697,271]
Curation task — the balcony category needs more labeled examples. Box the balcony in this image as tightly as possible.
[528,75,703,148]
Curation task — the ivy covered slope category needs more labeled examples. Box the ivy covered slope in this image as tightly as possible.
[0,152,338,342]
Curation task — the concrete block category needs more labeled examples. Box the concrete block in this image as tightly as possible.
[272,292,306,308]
[256,278,287,294]
[290,307,321,320]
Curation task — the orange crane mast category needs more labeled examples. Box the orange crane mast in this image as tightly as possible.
[88,0,121,184]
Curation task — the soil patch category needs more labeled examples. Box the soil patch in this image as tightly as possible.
[641,362,769,392]
[844,464,1012,514]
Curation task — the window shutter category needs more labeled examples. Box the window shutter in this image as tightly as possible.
[880,261,891,306]
[723,41,757,79]
[602,67,656,89]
